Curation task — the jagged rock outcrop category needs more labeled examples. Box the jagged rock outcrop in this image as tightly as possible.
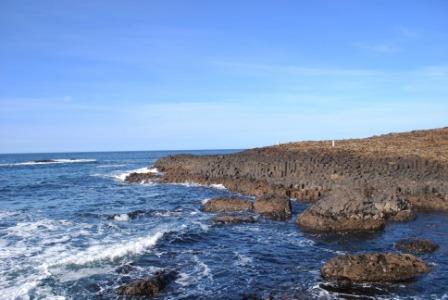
[116,270,177,296]
[202,198,254,212]
[395,239,439,254]
[296,184,415,232]
[321,253,430,282]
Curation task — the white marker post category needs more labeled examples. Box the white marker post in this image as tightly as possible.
[332,140,335,147]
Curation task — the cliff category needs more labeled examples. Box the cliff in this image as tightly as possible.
[140,127,448,231]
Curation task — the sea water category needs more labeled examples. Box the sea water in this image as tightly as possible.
[0,151,447,299]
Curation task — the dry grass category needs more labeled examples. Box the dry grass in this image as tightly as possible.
[272,127,448,163]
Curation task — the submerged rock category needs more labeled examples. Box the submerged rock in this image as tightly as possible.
[254,194,292,220]
[396,238,439,254]
[202,198,254,213]
[212,214,256,224]
[116,270,177,296]
[321,253,430,282]
[296,184,414,232]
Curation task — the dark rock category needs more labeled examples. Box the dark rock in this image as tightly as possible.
[296,184,413,232]
[125,172,160,184]
[319,277,352,293]
[116,270,177,296]
[154,128,448,230]
[321,253,430,282]
[212,214,256,224]
[202,198,254,213]
[254,194,291,220]
[396,238,439,254]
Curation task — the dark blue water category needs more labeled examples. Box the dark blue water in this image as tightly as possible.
[0,151,447,299]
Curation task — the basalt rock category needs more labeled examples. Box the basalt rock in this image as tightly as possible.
[395,238,439,254]
[154,128,448,230]
[202,198,254,213]
[321,253,430,282]
[125,172,160,184]
[296,184,414,232]
[212,214,257,224]
[116,270,177,296]
[254,194,292,220]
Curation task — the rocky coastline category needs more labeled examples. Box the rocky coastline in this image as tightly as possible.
[123,127,447,296]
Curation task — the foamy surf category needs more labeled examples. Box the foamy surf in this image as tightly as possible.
[174,182,227,190]
[49,229,168,266]
[0,158,96,167]
[113,167,161,181]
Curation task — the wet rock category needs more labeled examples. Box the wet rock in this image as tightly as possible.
[202,198,254,213]
[125,172,160,183]
[212,214,256,224]
[296,184,413,232]
[319,277,352,293]
[33,159,55,163]
[116,270,177,296]
[254,194,291,220]
[396,238,439,254]
[321,253,430,282]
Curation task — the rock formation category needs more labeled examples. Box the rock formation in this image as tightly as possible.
[212,214,257,224]
[254,194,292,221]
[202,198,254,213]
[116,270,177,296]
[395,239,439,254]
[320,253,430,282]
[152,128,448,230]
[296,184,414,232]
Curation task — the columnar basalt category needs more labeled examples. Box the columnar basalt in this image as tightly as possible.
[149,128,448,231]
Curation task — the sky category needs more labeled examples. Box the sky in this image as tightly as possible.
[0,0,447,153]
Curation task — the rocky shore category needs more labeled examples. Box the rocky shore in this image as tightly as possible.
[147,128,448,232]
[122,127,447,295]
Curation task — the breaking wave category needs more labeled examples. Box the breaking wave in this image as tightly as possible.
[112,167,161,181]
[0,158,96,167]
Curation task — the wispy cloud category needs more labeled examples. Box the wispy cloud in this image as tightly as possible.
[355,42,400,53]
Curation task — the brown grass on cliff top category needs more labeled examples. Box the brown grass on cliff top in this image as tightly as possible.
[271,127,448,163]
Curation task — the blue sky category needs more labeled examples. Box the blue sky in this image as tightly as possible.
[1,0,447,153]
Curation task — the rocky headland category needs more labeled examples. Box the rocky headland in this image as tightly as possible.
[144,127,448,232]
[124,128,447,288]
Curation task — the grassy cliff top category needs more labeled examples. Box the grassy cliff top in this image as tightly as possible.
[268,127,448,163]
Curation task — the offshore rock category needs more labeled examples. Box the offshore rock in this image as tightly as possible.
[321,253,430,282]
[202,198,254,213]
[296,184,414,232]
[125,172,160,184]
[212,214,257,224]
[396,238,439,254]
[254,194,292,220]
[116,270,177,296]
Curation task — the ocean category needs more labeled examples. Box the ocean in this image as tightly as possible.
[0,151,447,299]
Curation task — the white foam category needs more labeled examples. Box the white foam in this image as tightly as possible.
[234,252,253,266]
[193,256,213,280]
[201,198,211,205]
[175,182,227,190]
[0,159,96,167]
[49,229,167,266]
[113,167,161,181]
[113,214,129,222]
[57,266,114,283]
[210,183,227,190]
